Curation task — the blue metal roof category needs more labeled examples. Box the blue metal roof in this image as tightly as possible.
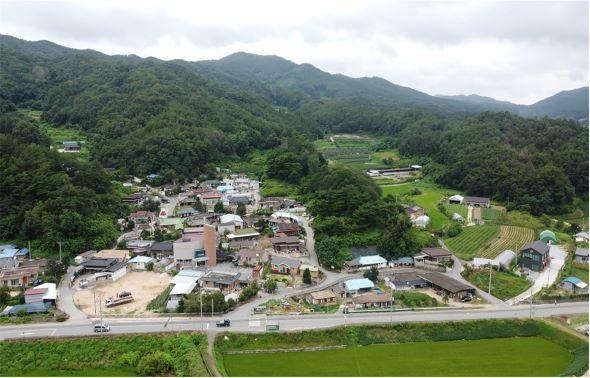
[345,278,375,291]
[355,255,387,266]
[0,244,17,250]
[128,255,154,264]
[16,248,29,256]
[0,249,19,258]
[563,277,582,285]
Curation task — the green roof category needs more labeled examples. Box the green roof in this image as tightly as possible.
[539,230,557,243]
[233,227,259,236]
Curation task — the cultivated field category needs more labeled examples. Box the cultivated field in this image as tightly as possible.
[223,337,570,376]
[477,225,535,259]
[462,269,532,300]
[445,204,502,221]
[314,134,400,171]
[444,225,500,260]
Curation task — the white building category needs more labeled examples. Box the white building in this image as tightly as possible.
[218,214,244,234]
[413,215,430,228]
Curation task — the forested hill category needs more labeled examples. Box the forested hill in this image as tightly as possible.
[440,87,589,122]
[0,35,317,177]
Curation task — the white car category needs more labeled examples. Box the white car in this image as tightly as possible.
[93,323,110,333]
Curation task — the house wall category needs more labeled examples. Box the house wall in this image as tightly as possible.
[0,257,16,270]
[111,267,127,281]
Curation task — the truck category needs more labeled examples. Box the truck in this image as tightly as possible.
[216,319,231,327]
[105,294,134,308]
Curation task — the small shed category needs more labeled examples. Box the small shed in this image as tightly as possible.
[413,215,430,228]
[127,255,154,270]
[539,230,558,244]
[449,195,464,204]
[559,277,588,292]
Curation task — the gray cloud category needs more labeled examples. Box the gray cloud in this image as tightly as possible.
[0,0,587,104]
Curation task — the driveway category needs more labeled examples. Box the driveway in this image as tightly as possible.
[57,266,90,322]
[507,244,567,304]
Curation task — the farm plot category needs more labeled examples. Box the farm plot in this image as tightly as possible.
[444,225,500,260]
[477,225,535,259]
[444,204,502,221]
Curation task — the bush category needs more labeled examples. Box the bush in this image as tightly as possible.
[118,351,140,367]
[146,261,154,272]
[136,351,175,376]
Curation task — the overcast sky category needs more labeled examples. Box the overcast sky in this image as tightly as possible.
[0,0,587,104]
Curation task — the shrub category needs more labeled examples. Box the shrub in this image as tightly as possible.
[136,351,175,376]
[118,351,140,367]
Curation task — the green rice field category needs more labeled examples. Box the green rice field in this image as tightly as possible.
[444,225,500,260]
[223,337,572,376]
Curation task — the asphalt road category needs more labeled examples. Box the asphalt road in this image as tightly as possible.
[0,302,586,340]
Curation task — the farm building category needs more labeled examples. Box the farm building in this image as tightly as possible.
[344,278,375,296]
[473,250,516,270]
[418,272,475,298]
[270,236,300,252]
[539,230,558,244]
[127,255,154,270]
[74,250,97,265]
[81,258,127,282]
[575,248,588,264]
[412,215,430,228]
[464,196,490,207]
[559,277,588,292]
[352,292,392,309]
[519,241,550,272]
[306,290,337,305]
[414,248,452,264]
[388,271,427,290]
[345,255,387,270]
[574,232,589,243]
[62,141,81,152]
[24,283,56,305]
[404,205,425,220]
[448,195,464,204]
[389,257,414,267]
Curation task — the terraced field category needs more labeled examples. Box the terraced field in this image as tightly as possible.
[445,204,502,220]
[477,225,535,259]
[444,225,500,260]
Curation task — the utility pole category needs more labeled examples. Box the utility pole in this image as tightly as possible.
[93,289,97,315]
[28,240,31,259]
[200,290,203,331]
[529,286,533,319]
[99,294,104,331]
[488,263,492,294]
[390,285,393,323]
[58,241,62,262]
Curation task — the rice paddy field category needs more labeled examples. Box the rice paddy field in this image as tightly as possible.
[223,337,571,377]
[477,225,535,259]
[443,225,500,260]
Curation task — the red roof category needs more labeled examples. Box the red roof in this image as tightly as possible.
[201,191,221,199]
[129,211,154,218]
[24,288,48,296]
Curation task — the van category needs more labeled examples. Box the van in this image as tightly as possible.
[93,323,110,333]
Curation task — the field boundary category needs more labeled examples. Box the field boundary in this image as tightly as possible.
[223,345,347,355]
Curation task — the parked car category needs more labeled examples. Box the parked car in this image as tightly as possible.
[216,319,231,327]
[460,294,473,303]
[93,323,110,333]
[118,291,132,298]
[32,278,44,286]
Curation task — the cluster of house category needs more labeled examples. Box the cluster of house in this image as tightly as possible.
[0,244,48,289]
[343,246,451,272]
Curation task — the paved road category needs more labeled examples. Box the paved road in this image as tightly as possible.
[0,302,586,340]
[57,266,88,321]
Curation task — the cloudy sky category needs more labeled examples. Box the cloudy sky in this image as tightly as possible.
[0,0,587,104]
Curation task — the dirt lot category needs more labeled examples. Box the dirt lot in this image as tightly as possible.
[73,271,171,316]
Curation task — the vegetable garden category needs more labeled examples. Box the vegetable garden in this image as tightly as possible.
[477,225,535,259]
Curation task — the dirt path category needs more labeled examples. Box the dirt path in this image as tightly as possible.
[205,331,222,377]
[541,318,588,341]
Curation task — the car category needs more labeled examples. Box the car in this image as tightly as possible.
[93,323,110,333]
[32,278,44,286]
[460,294,473,303]
[118,291,132,298]
[216,319,231,327]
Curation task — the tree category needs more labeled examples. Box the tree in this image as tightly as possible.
[377,214,420,260]
[302,268,312,284]
[569,223,581,234]
[236,203,246,216]
[176,297,185,313]
[146,261,154,271]
[136,351,175,376]
[315,236,351,269]
[214,201,226,213]
[363,266,379,283]
[239,281,260,302]
[263,279,278,293]
[0,285,10,306]
[193,197,204,212]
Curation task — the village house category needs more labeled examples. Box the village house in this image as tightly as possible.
[0,267,39,288]
[126,240,154,256]
[404,205,425,220]
[345,255,388,270]
[24,283,57,305]
[270,236,300,252]
[464,196,490,207]
[276,222,300,237]
[158,217,184,232]
[519,241,550,272]
[299,264,319,278]
[0,248,19,270]
[226,228,260,242]
[270,255,301,275]
[74,250,97,265]
[388,271,427,290]
[173,238,206,268]
[176,207,196,218]
[127,255,154,270]
[258,197,283,210]
[148,241,174,260]
[574,231,589,243]
[19,259,49,275]
[200,191,222,208]
[128,211,155,224]
[575,248,588,264]
[94,249,130,262]
[352,292,392,309]
[389,256,415,267]
[306,289,337,305]
[81,258,127,282]
[200,271,241,293]
[218,214,244,234]
[344,278,375,296]
[413,248,452,264]
[62,141,81,152]
[235,249,268,266]
[122,193,147,204]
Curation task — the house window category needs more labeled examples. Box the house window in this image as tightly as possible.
[10,279,20,286]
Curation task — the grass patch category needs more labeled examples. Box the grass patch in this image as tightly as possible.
[381,182,456,230]
[0,333,208,376]
[461,268,531,300]
[444,225,500,260]
[260,179,299,198]
[223,337,570,377]
[477,225,535,259]
[392,291,441,308]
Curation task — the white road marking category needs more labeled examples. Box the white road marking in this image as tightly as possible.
[206,323,209,330]
[248,321,261,327]
[50,329,57,336]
